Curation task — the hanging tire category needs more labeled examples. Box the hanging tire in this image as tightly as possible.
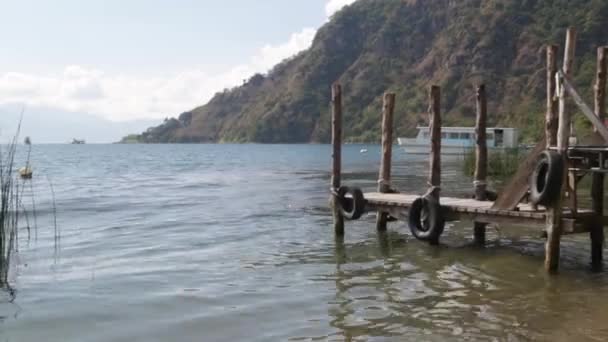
[485,190,498,202]
[408,196,445,242]
[529,150,564,206]
[337,186,365,220]
[472,190,498,201]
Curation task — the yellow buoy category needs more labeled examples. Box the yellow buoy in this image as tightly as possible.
[19,167,33,179]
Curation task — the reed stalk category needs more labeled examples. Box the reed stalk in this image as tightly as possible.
[0,128,22,287]
[463,147,524,178]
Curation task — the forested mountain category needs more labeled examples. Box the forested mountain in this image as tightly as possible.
[126,0,608,143]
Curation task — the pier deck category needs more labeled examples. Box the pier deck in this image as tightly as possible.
[364,193,603,235]
[328,30,608,273]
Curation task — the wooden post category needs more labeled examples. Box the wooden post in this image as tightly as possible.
[546,45,559,148]
[330,83,344,236]
[591,46,607,269]
[474,85,488,244]
[546,28,576,273]
[428,85,441,246]
[429,86,441,190]
[474,84,488,200]
[539,45,559,213]
[376,93,396,231]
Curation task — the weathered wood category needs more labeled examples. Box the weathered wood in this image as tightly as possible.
[365,193,606,236]
[474,222,486,245]
[591,47,608,217]
[546,28,576,273]
[561,72,608,142]
[376,93,396,231]
[365,193,542,216]
[429,86,441,190]
[591,221,604,270]
[591,46,607,269]
[594,47,608,132]
[568,170,578,215]
[473,85,488,245]
[330,83,344,236]
[546,45,559,147]
[557,28,576,154]
[474,84,488,201]
[491,137,546,210]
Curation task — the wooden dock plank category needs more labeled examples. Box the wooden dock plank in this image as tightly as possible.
[365,193,546,220]
[363,192,608,236]
[491,137,546,210]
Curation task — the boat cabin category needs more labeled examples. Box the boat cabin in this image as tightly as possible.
[412,127,518,148]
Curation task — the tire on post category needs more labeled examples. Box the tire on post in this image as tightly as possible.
[408,196,445,243]
[337,186,365,220]
[485,190,498,201]
[529,150,564,206]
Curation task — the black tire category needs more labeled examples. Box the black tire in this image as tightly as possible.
[485,190,498,202]
[471,190,498,201]
[408,196,445,243]
[529,150,564,206]
[337,186,365,220]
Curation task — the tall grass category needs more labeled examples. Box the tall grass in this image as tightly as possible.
[0,127,56,294]
[463,147,525,179]
[0,129,22,287]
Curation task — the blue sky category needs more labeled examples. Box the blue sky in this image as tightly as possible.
[1,0,329,74]
[0,0,356,121]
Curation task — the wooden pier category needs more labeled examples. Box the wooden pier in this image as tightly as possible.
[329,28,608,273]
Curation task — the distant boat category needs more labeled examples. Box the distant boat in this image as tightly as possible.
[71,139,86,144]
[397,126,520,155]
[360,148,368,153]
[24,136,31,145]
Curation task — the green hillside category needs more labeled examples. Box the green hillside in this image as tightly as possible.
[125,0,608,144]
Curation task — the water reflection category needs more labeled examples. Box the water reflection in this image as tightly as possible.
[2,144,608,341]
[324,222,608,341]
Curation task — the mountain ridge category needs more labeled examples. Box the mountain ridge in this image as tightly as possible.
[125,0,608,144]
[0,104,158,144]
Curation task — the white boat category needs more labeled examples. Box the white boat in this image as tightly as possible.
[397,126,519,155]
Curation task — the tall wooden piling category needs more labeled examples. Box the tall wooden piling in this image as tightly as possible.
[474,85,488,244]
[474,84,488,200]
[376,93,396,231]
[429,86,441,191]
[428,85,442,245]
[330,83,344,236]
[546,45,559,148]
[546,28,576,273]
[539,45,559,213]
[591,46,607,268]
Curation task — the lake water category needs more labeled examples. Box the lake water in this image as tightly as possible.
[1,144,608,341]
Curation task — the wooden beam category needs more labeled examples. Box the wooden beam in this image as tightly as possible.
[560,71,608,142]
[474,84,488,200]
[376,93,396,231]
[591,46,607,269]
[546,28,576,273]
[594,46,608,131]
[474,84,488,245]
[491,137,546,210]
[546,45,559,147]
[429,86,441,190]
[366,202,600,236]
[557,29,576,154]
[330,83,344,236]
[428,85,442,245]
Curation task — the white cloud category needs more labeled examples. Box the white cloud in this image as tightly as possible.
[325,0,357,17]
[253,28,316,71]
[0,1,345,122]
[0,27,316,122]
